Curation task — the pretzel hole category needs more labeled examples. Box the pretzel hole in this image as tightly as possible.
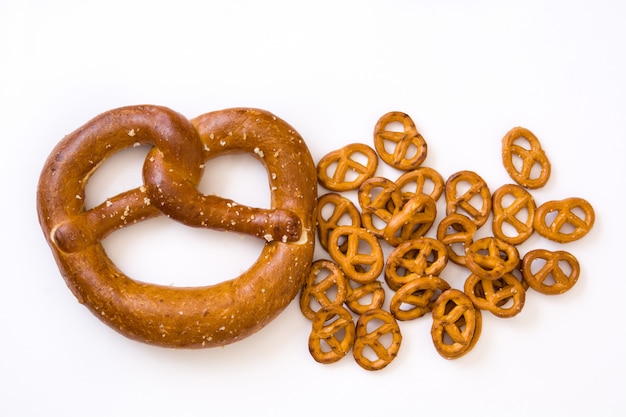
[557,259,573,278]
[198,153,270,208]
[512,136,532,151]
[366,318,393,348]
[449,242,467,258]
[511,154,524,173]
[529,160,544,180]
[84,144,150,210]
[320,203,356,226]
[350,287,375,307]
[501,218,526,238]
[384,121,406,133]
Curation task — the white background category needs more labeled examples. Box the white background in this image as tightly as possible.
[1,1,625,416]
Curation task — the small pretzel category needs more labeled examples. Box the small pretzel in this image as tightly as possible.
[345,280,386,315]
[431,289,482,360]
[436,214,477,266]
[491,184,536,245]
[373,111,427,171]
[327,225,384,284]
[465,237,520,280]
[464,272,526,318]
[445,170,492,229]
[308,305,356,364]
[390,276,451,321]
[353,309,402,371]
[357,177,403,238]
[37,106,317,348]
[395,166,444,202]
[385,237,449,291]
[533,197,595,243]
[317,143,378,191]
[316,193,362,251]
[501,126,551,189]
[521,249,580,295]
[383,193,437,247]
[300,259,349,320]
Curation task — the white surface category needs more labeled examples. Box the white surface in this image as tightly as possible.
[1,1,625,416]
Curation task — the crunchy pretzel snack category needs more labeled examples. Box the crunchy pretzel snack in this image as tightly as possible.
[383,193,437,247]
[300,259,349,320]
[533,197,595,243]
[390,276,451,321]
[395,166,444,202]
[327,225,384,284]
[37,105,317,348]
[445,170,492,229]
[431,289,482,359]
[521,249,580,295]
[385,237,449,291]
[464,272,526,318]
[316,193,362,251]
[501,126,551,189]
[436,213,477,266]
[353,309,402,371]
[357,176,403,238]
[308,305,356,364]
[492,184,536,245]
[373,111,427,171]
[465,237,520,280]
[345,280,386,315]
[317,143,378,191]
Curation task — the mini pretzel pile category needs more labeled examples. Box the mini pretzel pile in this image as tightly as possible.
[301,111,595,371]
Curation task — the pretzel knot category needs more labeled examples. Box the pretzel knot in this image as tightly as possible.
[491,184,536,245]
[317,143,378,191]
[522,249,580,295]
[431,289,482,359]
[373,111,427,171]
[445,170,492,229]
[464,272,526,318]
[533,197,595,243]
[308,305,356,364]
[353,309,402,371]
[37,105,317,348]
[465,237,520,280]
[501,126,551,189]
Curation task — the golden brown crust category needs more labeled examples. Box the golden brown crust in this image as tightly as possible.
[445,170,492,229]
[533,197,595,243]
[373,111,427,171]
[431,289,482,359]
[308,304,355,364]
[317,143,378,191]
[300,259,349,320]
[353,309,402,371]
[521,249,580,295]
[501,126,551,189]
[37,105,317,348]
[491,184,536,245]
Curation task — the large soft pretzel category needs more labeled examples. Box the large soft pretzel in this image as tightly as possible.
[37,105,317,348]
